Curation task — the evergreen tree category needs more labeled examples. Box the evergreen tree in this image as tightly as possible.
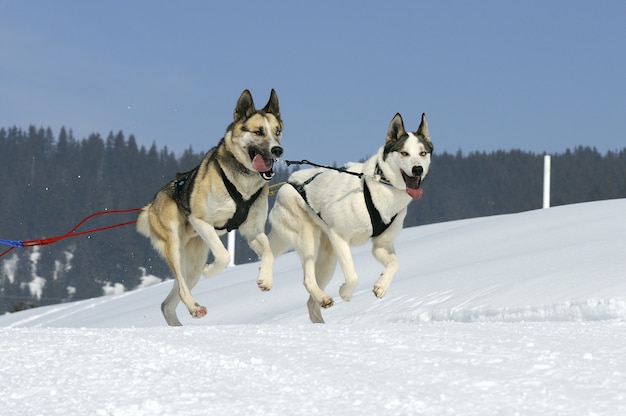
[0,125,624,314]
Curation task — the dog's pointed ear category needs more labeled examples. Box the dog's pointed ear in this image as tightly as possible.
[386,113,407,143]
[234,89,256,121]
[262,89,280,119]
[416,113,434,152]
[416,113,429,138]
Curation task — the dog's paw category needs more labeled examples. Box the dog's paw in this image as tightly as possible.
[373,285,387,299]
[320,297,334,309]
[191,304,207,319]
[257,278,272,292]
[339,283,356,302]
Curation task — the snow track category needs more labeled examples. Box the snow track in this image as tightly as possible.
[1,199,625,415]
[1,323,625,415]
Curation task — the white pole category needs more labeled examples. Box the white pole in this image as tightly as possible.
[543,154,551,209]
[227,230,236,267]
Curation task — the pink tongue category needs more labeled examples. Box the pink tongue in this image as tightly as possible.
[407,187,424,200]
[251,154,272,172]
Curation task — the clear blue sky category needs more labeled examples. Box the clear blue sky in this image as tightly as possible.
[1,0,624,165]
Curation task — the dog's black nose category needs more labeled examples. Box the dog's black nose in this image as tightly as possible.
[271,146,283,158]
[412,165,424,177]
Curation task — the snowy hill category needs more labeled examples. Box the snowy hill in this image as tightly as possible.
[1,199,626,415]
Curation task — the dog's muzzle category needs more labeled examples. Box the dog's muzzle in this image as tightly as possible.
[250,147,283,181]
[402,165,425,199]
[257,146,283,181]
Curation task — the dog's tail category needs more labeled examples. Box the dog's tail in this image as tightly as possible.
[136,204,152,238]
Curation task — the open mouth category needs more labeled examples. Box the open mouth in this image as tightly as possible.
[249,150,275,181]
[401,170,423,200]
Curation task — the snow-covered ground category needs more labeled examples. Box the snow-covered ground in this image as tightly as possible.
[1,199,625,415]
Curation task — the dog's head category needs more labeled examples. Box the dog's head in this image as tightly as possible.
[383,113,433,199]
[227,89,283,181]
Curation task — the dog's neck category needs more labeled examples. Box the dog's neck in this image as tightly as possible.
[363,150,397,189]
[212,147,265,199]
[215,146,259,179]
[374,164,394,187]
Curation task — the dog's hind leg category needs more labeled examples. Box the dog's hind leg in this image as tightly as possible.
[161,280,183,326]
[298,226,335,311]
[268,185,333,311]
[161,262,205,326]
[307,234,337,323]
[326,230,360,302]
[268,226,291,258]
[258,229,289,291]
[162,231,208,324]
[245,232,274,292]
[306,296,323,323]
[182,235,211,292]
[239,204,274,292]
[263,187,299,291]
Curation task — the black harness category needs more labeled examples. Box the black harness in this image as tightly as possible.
[172,166,200,216]
[290,172,397,238]
[363,180,398,237]
[172,164,264,232]
[215,167,264,232]
[289,172,322,214]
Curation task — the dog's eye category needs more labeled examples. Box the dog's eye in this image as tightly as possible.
[420,151,428,156]
[254,128,265,136]
[276,129,282,136]
[400,151,410,157]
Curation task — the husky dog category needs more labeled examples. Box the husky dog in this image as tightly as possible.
[137,89,283,326]
[265,113,432,323]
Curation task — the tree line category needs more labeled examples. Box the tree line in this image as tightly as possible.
[0,126,624,314]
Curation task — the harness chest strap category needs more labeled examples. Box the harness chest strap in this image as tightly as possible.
[216,167,264,232]
[363,180,398,237]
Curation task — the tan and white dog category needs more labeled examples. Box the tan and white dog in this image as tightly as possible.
[137,89,283,326]
[265,113,432,323]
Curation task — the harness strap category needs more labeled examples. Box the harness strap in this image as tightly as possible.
[279,159,395,188]
[363,180,397,237]
[289,172,322,206]
[172,166,200,215]
[214,166,264,232]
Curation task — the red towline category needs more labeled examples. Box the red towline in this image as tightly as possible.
[0,208,142,258]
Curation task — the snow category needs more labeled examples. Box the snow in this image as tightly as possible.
[3,252,18,284]
[1,199,626,415]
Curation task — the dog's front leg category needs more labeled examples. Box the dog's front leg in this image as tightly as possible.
[371,237,399,298]
[188,216,230,278]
